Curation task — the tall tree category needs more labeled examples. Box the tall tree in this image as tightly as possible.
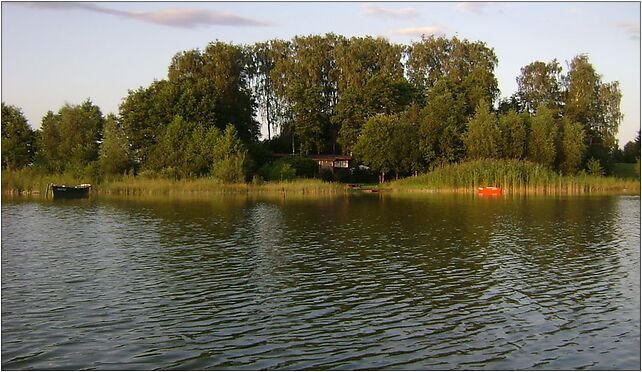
[290,84,328,155]
[516,59,563,114]
[464,100,499,159]
[396,105,424,176]
[353,114,398,183]
[1,103,36,169]
[333,36,410,154]
[99,114,131,176]
[406,35,499,111]
[559,117,587,175]
[201,41,258,142]
[418,79,467,167]
[38,99,104,173]
[275,34,343,154]
[335,74,413,154]
[497,109,528,159]
[248,40,290,140]
[526,104,558,167]
[563,54,621,172]
[119,80,175,163]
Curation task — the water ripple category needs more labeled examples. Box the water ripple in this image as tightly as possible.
[1,195,640,370]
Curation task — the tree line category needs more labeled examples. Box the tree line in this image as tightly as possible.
[2,34,638,183]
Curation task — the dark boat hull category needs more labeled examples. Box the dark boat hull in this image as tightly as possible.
[51,185,91,199]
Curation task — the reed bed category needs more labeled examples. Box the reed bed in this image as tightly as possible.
[1,168,90,196]
[94,176,344,196]
[1,169,345,197]
[390,159,640,195]
[3,160,639,198]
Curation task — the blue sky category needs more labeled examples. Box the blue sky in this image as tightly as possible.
[2,1,640,145]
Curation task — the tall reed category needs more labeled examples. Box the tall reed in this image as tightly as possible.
[97,176,343,196]
[1,168,91,195]
[390,159,640,195]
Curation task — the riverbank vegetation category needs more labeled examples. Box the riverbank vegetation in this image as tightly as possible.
[2,34,640,196]
[389,159,639,194]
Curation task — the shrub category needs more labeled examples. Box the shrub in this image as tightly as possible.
[258,156,318,181]
[269,161,296,181]
[587,157,604,176]
[212,153,246,183]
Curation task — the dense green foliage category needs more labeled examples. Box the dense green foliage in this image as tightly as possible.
[211,125,248,183]
[2,103,35,170]
[99,114,131,176]
[464,100,499,160]
[258,156,319,181]
[36,100,104,176]
[2,34,636,189]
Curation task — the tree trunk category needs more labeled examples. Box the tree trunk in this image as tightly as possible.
[266,97,271,140]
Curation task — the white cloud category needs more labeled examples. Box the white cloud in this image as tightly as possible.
[390,26,446,38]
[21,2,272,28]
[456,2,489,14]
[361,3,419,20]
[614,22,641,40]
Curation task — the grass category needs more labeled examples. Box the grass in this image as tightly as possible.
[1,169,344,197]
[3,160,640,198]
[389,159,640,195]
[98,176,344,196]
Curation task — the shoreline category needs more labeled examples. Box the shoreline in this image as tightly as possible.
[3,160,639,198]
[3,182,639,198]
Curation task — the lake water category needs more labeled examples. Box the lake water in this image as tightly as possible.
[1,194,640,370]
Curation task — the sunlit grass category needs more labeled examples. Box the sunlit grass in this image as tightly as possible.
[2,169,344,197]
[96,175,344,196]
[1,168,90,196]
[389,159,640,195]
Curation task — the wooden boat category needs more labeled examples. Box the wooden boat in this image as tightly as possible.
[477,186,502,196]
[48,183,91,199]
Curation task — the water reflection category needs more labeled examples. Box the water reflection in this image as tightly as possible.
[1,194,639,370]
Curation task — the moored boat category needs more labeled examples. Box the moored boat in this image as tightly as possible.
[477,186,502,196]
[48,183,91,199]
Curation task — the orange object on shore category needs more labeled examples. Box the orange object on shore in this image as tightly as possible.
[477,186,502,196]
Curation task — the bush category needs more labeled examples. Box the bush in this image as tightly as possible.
[284,156,318,178]
[212,154,246,183]
[587,157,604,176]
[269,162,296,181]
[258,156,318,181]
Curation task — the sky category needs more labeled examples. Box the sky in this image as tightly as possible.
[1,1,640,145]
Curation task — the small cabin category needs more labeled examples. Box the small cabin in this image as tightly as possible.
[271,153,353,174]
[308,155,352,173]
